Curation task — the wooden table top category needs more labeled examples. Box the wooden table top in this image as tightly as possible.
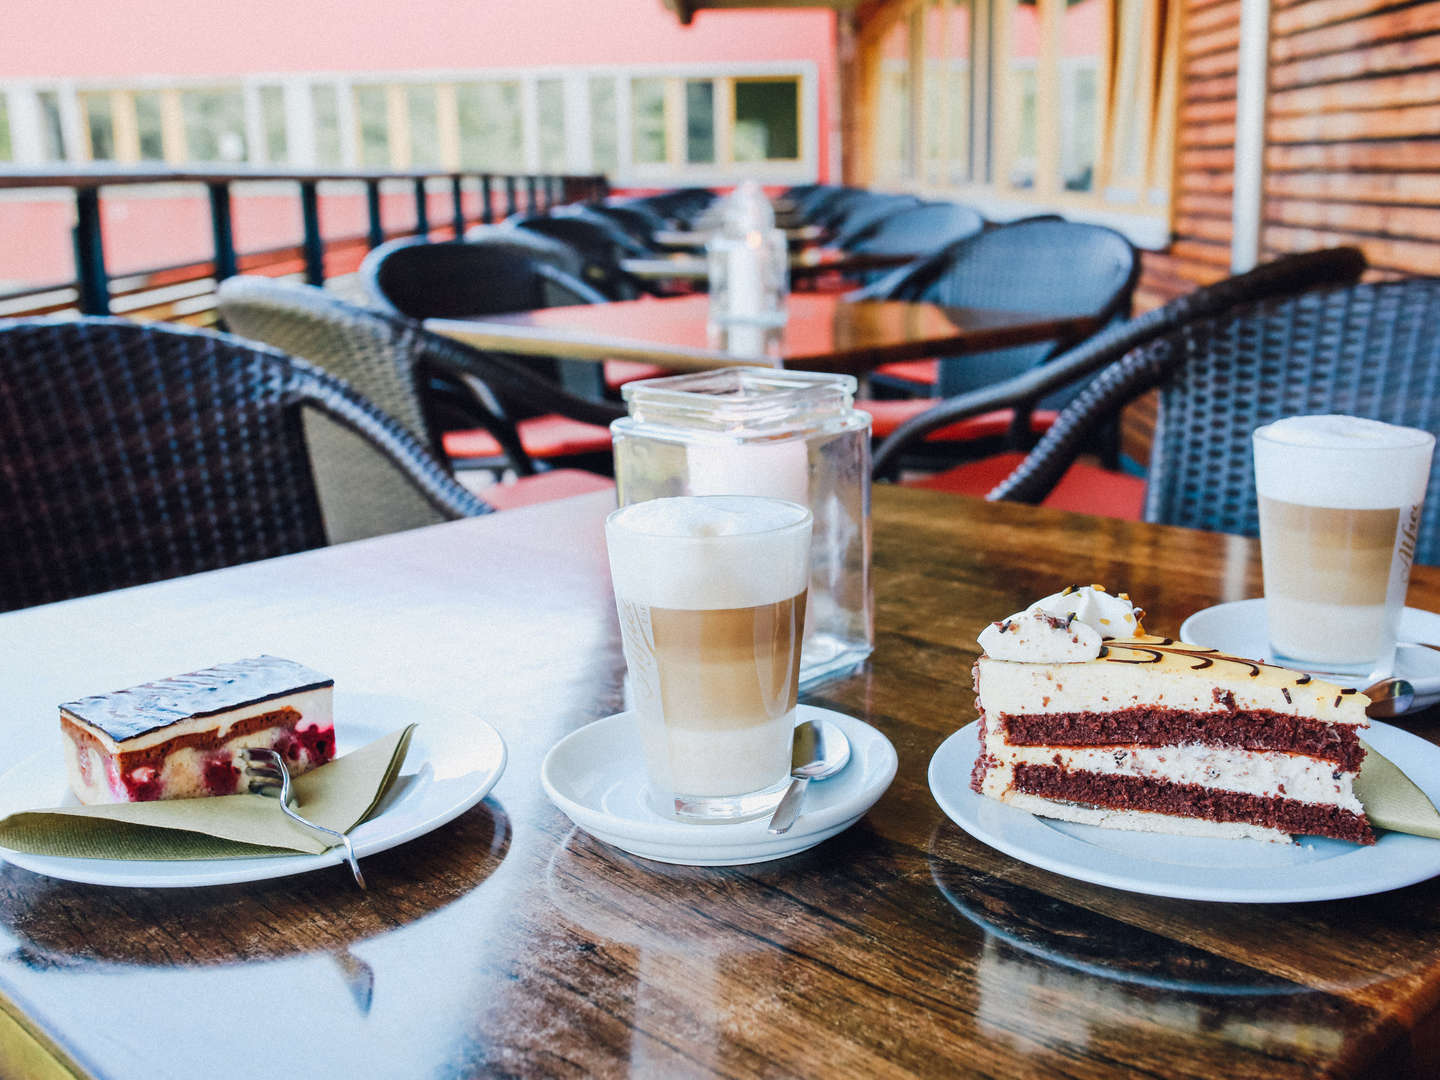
[621,247,917,282]
[427,293,1095,376]
[3,489,1440,1079]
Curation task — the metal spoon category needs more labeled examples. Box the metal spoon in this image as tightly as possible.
[767,719,851,835]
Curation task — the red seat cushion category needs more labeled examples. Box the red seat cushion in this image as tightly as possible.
[861,399,1058,442]
[874,359,938,385]
[479,469,615,510]
[442,414,613,461]
[604,360,672,391]
[910,452,1147,520]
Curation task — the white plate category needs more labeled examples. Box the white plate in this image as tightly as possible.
[0,691,507,888]
[930,720,1440,902]
[540,705,897,866]
[1180,600,1440,694]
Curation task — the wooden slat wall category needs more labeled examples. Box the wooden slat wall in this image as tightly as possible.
[1263,0,1440,275]
[1125,0,1241,459]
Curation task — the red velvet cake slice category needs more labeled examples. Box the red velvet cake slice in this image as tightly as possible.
[971,587,1374,845]
[61,656,335,804]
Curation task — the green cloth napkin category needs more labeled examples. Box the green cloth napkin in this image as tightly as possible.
[0,725,415,861]
[1357,737,1440,840]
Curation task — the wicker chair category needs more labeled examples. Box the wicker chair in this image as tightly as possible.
[508,213,658,300]
[0,317,492,611]
[984,274,1440,564]
[841,201,985,258]
[462,224,587,281]
[217,278,622,531]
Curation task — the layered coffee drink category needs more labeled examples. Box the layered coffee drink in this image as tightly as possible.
[1253,415,1433,668]
[606,495,812,820]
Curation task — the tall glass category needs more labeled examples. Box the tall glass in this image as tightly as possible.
[605,495,812,822]
[1253,415,1434,672]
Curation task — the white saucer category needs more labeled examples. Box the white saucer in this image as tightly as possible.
[1180,600,1440,694]
[0,692,507,888]
[931,720,1440,903]
[540,705,896,866]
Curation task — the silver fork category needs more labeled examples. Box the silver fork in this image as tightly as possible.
[239,748,366,889]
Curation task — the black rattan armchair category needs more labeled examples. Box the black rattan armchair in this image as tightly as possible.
[508,213,658,300]
[840,201,985,257]
[872,248,1368,481]
[987,273,1440,564]
[218,276,623,481]
[0,317,491,611]
[830,194,923,250]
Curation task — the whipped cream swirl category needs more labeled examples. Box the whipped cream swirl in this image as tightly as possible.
[978,586,1143,663]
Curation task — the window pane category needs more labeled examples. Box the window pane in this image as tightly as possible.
[182,89,247,163]
[135,92,164,161]
[456,82,523,170]
[38,91,66,161]
[589,77,617,174]
[260,86,287,164]
[1059,0,1103,192]
[312,85,342,167]
[948,1,972,184]
[685,80,714,164]
[537,78,566,171]
[407,84,440,167]
[1007,0,1039,189]
[923,1,947,182]
[83,93,115,161]
[734,79,799,161]
[631,77,667,165]
[0,96,10,162]
[353,85,389,168]
[874,19,911,182]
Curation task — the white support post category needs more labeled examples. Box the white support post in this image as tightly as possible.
[1231,0,1271,272]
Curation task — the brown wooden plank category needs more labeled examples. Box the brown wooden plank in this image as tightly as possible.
[1185,48,1240,78]
[1169,238,1235,268]
[1265,197,1440,242]
[1172,213,1235,244]
[1271,31,1440,89]
[1269,69,1440,116]
[1178,120,1237,147]
[1177,145,1237,171]
[1263,224,1440,274]
[1184,20,1241,58]
[1268,102,1440,142]
[1175,169,1237,196]
[1268,139,1440,172]
[1266,170,1440,206]
[1271,5,1440,65]
[1272,0,1432,33]
[1179,98,1238,125]
[1174,191,1235,218]
[1185,0,1241,35]
[1181,73,1239,102]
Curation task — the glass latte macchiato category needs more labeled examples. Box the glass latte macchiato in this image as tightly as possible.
[1253,415,1434,670]
[605,495,812,821]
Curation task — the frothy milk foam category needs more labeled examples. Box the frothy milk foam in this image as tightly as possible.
[1254,415,1434,665]
[607,497,812,805]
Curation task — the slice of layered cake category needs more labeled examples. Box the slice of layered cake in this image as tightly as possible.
[971,586,1374,844]
[61,656,335,804]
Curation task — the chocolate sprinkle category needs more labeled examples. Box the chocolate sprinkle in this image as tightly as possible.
[1297,674,1312,685]
[1282,687,1292,704]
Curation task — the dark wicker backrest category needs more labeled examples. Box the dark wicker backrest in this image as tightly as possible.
[360,238,607,321]
[992,275,1440,565]
[873,248,1367,477]
[464,224,587,280]
[0,317,491,611]
[589,203,667,244]
[843,201,985,257]
[510,215,647,299]
[831,194,924,249]
[861,218,1139,398]
[811,188,876,231]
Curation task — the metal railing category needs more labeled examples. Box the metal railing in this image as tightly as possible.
[0,166,608,320]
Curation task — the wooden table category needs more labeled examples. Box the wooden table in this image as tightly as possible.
[3,489,1440,1079]
[428,293,1095,376]
[620,247,917,283]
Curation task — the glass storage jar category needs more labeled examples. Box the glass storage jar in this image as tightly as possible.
[612,367,873,686]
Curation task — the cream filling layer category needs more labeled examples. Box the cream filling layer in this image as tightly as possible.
[62,687,332,754]
[983,727,1361,810]
[975,659,1366,726]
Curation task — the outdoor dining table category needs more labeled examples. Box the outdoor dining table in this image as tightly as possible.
[426,293,1096,376]
[620,246,917,283]
[652,223,828,249]
[2,487,1440,1078]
